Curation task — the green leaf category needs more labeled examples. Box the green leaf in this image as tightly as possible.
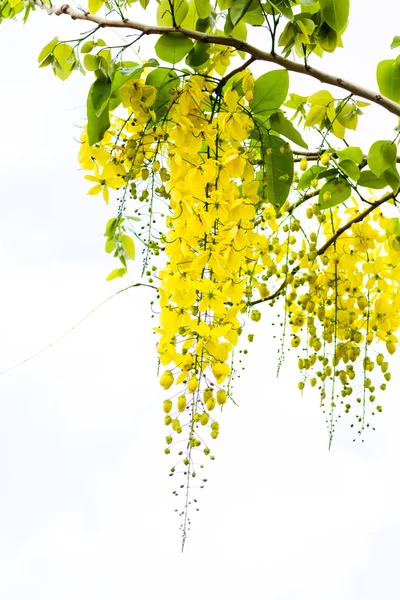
[186,41,211,68]
[122,235,136,260]
[250,70,289,115]
[155,33,194,64]
[243,6,264,24]
[106,267,127,281]
[87,81,110,145]
[376,59,400,102]
[105,218,119,237]
[335,146,363,164]
[89,78,112,117]
[88,0,104,13]
[297,165,325,190]
[83,54,99,71]
[391,36,400,50]
[319,0,349,33]
[318,179,351,209]
[269,112,308,148]
[384,168,400,193]
[105,238,116,254]
[38,36,58,63]
[194,0,210,18]
[357,170,388,189]
[157,0,189,26]
[53,44,75,81]
[146,67,178,117]
[263,134,294,211]
[230,0,253,26]
[367,140,397,177]
[318,23,338,53]
[81,40,96,54]
[339,160,360,181]
[112,64,143,92]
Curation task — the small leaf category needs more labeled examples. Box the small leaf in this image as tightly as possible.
[105,218,119,237]
[38,36,58,63]
[263,134,294,211]
[250,70,289,115]
[106,267,127,281]
[377,59,400,102]
[155,33,194,64]
[367,140,397,177]
[81,40,96,54]
[339,160,360,181]
[87,82,110,145]
[391,36,400,50]
[269,112,308,148]
[186,41,211,68]
[194,0,210,18]
[230,0,253,26]
[105,239,116,254]
[297,165,325,190]
[319,0,349,33]
[88,0,104,14]
[318,179,351,209]
[358,170,388,189]
[90,77,112,117]
[336,146,363,164]
[157,0,189,26]
[83,54,99,71]
[122,235,136,260]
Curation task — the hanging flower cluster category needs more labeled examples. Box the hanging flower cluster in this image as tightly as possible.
[76,62,400,542]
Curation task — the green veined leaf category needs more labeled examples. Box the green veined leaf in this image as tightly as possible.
[88,0,104,14]
[87,81,110,145]
[250,70,289,115]
[336,146,363,164]
[229,0,253,26]
[186,41,211,67]
[338,160,360,181]
[111,64,143,93]
[155,33,194,64]
[89,77,112,117]
[297,165,325,190]
[263,134,294,211]
[146,67,178,117]
[318,179,351,209]
[157,0,189,26]
[105,239,116,254]
[106,267,127,281]
[319,0,349,33]
[38,36,58,64]
[81,40,96,54]
[376,59,400,102]
[391,36,400,50]
[269,112,308,148]
[367,140,397,178]
[194,0,210,18]
[357,170,388,189]
[122,235,136,260]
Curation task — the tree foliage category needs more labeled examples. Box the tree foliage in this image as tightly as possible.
[2,0,400,548]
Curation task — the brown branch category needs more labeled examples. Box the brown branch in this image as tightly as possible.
[33,1,400,118]
[316,191,395,256]
[293,150,400,163]
[250,191,396,307]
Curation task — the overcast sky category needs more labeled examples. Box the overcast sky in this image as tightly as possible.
[1,1,400,598]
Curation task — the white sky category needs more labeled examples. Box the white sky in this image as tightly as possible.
[1,1,400,598]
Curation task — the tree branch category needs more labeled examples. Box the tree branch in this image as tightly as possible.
[34,1,400,118]
[316,191,395,256]
[250,191,396,307]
